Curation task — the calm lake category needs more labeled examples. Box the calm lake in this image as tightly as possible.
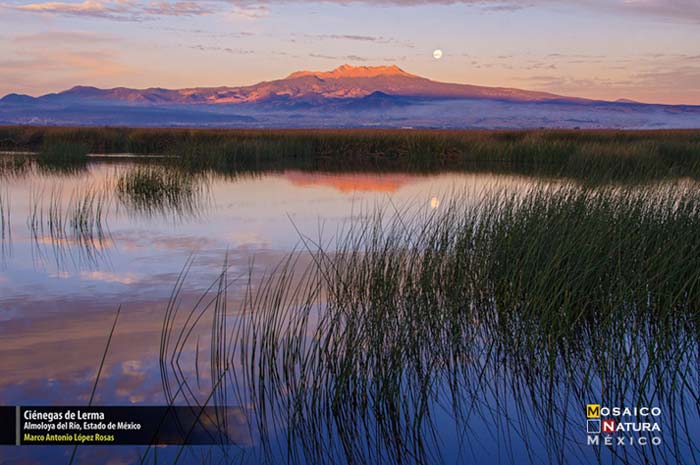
[1,159,698,465]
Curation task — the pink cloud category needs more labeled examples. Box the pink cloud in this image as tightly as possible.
[6,0,217,20]
[5,0,700,22]
[230,0,700,22]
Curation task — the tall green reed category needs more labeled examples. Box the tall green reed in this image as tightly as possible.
[163,185,700,465]
[0,188,10,261]
[115,165,210,219]
[36,141,89,173]
[27,185,112,268]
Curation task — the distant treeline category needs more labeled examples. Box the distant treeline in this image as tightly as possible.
[1,126,700,181]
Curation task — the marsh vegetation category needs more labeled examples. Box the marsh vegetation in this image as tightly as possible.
[115,165,209,219]
[158,186,700,465]
[36,141,89,173]
[27,185,111,267]
[0,188,10,260]
[2,128,700,465]
[2,126,700,182]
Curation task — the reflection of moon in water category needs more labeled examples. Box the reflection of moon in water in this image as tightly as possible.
[430,197,440,209]
[433,49,443,60]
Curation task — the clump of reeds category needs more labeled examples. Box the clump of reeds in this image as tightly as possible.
[67,186,110,239]
[27,185,111,267]
[115,165,208,218]
[0,155,31,179]
[36,141,89,173]
[162,185,700,465]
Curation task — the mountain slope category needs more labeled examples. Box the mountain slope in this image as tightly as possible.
[2,64,585,106]
[2,65,699,129]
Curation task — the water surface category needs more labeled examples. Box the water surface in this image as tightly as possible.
[0,161,697,465]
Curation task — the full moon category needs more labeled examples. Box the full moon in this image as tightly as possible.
[433,49,443,60]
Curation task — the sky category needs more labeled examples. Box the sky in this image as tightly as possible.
[0,0,699,104]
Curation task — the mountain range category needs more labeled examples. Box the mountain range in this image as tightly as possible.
[2,65,699,129]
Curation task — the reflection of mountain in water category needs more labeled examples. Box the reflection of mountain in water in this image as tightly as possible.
[284,170,418,193]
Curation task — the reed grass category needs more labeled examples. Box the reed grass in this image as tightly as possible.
[68,305,122,465]
[0,188,10,260]
[0,155,31,178]
[67,185,110,238]
[0,189,8,240]
[27,185,111,267]
[36,141,89,173]
[162,185,700,465]
[2,127,699,181]
[115,165,209,218]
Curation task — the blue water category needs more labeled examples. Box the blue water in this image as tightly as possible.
[0,162,697,465]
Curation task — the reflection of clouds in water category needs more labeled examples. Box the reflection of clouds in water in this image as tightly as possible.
[34,235,114,251]
[116,360,150,404]
[121,359,143,375]
[227,231,268,248]
[48,271,71,279]
[114,232,220,253]
[1,168,569,399]
[47,270,140,285]
[151,235,218,251]
[79,271,140,285]
[0,288,247,401]
[5,167,556,295]
[102,360,164,404]
[1,369,104,405]
[0,357,166,406]
[117,237,141,252]
[0,298,166,386]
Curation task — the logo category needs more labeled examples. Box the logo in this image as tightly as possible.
[602,420,616,433]
[587,420,601,434]
[585,403,662,447]
[587,404,601,419]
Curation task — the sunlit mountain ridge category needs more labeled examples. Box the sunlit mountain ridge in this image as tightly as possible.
[1,65,699,129]
[1,64,584,105]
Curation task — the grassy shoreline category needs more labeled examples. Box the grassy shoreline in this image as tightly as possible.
[2,126,699,154]
[2,126,700,182]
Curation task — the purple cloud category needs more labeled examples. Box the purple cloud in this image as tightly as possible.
[4,0,700,23]
[229,0,700,22]
[4,0,218,20]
